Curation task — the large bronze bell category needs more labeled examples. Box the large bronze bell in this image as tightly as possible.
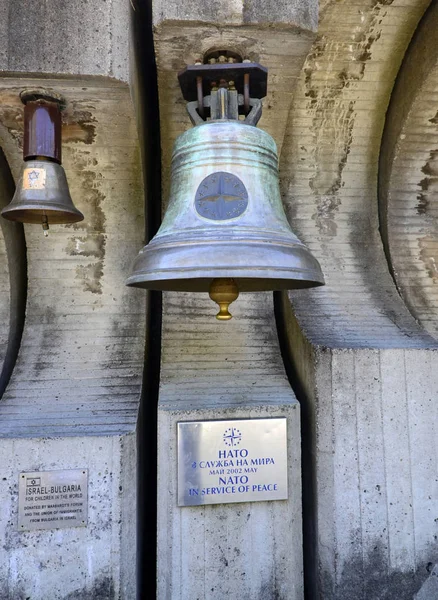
[1,90,84,234]
[127,58,324,319]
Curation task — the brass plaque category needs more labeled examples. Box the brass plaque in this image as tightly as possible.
[18,469,88,531]
[178,418,288,506]
[23,167,46,190]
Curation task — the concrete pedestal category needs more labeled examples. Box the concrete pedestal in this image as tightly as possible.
[0,434,137,599]
[157,292,303,599]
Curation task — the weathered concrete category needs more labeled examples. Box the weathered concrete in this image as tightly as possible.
[0,149,26,397]
[158,405,301,600]
[0,79,143,593]
[158,293,303,599]
[0,0,129,82]
[275,1,438,597]
[0,433,136,599]
[0,80,144,594]
[2,0,438,599]
[0,213,9,379]
[414,564,438,600]
[153,2,319,596]
[380,0,438,339]
[153,0,317,31]
[280,0,434,348]
[278,293,438,599]
[0,77,145,437]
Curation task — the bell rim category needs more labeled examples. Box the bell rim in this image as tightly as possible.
[1,204,84,224]
[126,268,325,292]
[127,233,325,291]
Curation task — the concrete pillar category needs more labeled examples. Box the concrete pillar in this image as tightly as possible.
[0,434,137,598]
[0,3,145,597]
[152,1,318,597]
[158,294,302,599]
[275,1,438,595]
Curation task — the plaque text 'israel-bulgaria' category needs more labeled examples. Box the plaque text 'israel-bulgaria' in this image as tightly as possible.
[18,469,88,531]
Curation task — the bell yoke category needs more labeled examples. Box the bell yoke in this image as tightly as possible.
[126,52,324,319]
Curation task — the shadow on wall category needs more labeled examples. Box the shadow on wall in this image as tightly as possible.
[130,0,163,599]
[0,148,26,398]
[329,539,435,600]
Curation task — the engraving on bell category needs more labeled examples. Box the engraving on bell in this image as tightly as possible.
[195,172,248,221]
[126,120,325,293]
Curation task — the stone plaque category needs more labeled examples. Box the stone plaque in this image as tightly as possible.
[178,418,288,506]
[18,469,88,531]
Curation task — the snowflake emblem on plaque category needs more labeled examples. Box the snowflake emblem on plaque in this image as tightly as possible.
[223,427,242,447]
[195,172,248,221]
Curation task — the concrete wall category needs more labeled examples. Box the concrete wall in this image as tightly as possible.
[277,0,438,597]
[280,294,438,598]
[151,3,438,597]
[0,149,25,397]
[0,0,129,82]
[380,0,438,339]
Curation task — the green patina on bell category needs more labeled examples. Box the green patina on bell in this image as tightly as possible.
[126,59,324,318]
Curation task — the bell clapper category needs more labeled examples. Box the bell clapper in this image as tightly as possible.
[42,215,49,237]
[209,278,239,321]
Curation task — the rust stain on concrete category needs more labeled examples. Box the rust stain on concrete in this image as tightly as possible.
[0,107,23,147]
[421,149,438,176]
[69,170,106,294]
[0,94,99,156]
[416,150,438,285]
[65,235,106,258]
[63,107,106,294]
[62,102,97,145]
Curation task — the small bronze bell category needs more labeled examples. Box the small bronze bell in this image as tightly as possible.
[127,57,324,319]
[1,89,84,234]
